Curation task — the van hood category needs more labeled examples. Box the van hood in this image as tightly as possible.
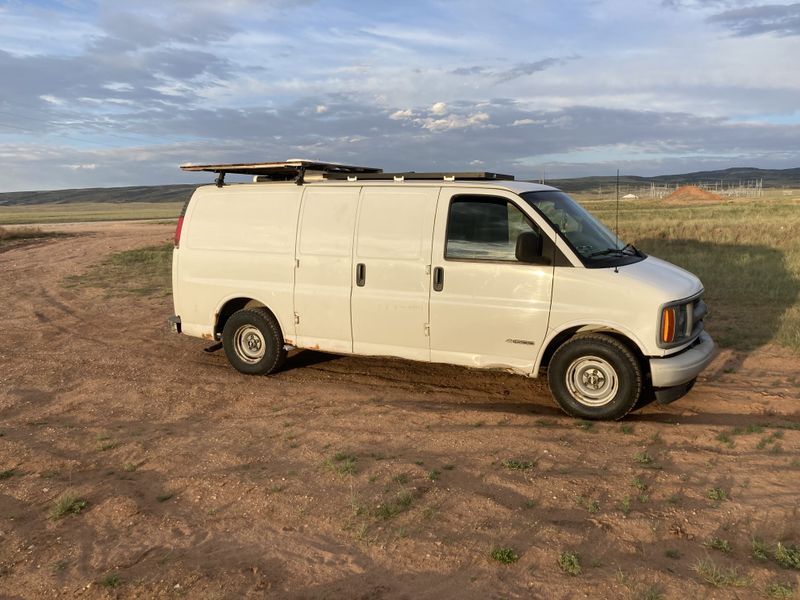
[616,255,702,302]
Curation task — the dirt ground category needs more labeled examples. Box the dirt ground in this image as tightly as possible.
[1,222,798,600]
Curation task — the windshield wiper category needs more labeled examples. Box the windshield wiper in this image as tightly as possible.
[588,243,642,258]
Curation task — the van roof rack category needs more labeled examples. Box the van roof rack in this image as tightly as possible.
[324,171,514,182]
[180,159,383,186]
[179,160,514,186]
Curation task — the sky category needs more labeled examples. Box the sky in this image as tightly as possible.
[0,0,799,191]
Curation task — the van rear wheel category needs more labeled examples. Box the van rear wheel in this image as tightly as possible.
[222,308,286,375]
[547,334,641,420]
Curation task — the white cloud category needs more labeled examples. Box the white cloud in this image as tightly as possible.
[430,101,447,115]
[418,112,491,131]
[315,104,329,114]
[390,109,414,120]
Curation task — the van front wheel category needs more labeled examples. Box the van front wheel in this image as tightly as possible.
[222,308,287,375]
[547,334,642,420]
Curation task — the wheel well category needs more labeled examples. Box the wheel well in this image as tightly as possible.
[215,298,273,339]
[538,327,649,378]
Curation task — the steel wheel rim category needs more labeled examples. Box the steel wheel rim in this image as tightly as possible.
[565,355,619,407]
[233,325,266,364]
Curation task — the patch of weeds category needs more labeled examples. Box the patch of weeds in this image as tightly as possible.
[636,585,665,600]
[576,420,594,431]
[535,418,555,427]
[375,490,413,520]
[707,487,729,502]
[586,499,600,514]
[501,459,534,471]
[620,496,632,515]
[51,494,87,519]
[66,243,173,296]
[632,476,648,492]
[442,464,455,471]
[769,443,784,455]
[524,500,537,509]
[413,460,424,466]
[620,424,634,435]
[332,452,358,475]
[422,506,438,520]
[692,557,749,587]
[558,551,581,576]
[490,547,519,564]
[745,424,764,434]
[97,439,119,451]
[667,493,682,505]
[98,573,121,588]
[472,421,485,428]
[392,473,409,485]
[638,494,649,503]
[765,582,795,598]
[706,538,732,553]
[774,542,800,570]
[123,462,137,473]
[269,484,284,493]
[590,558,603,568]
[665,549,681,559]
[634,451,654,465]
[790,459,800,468]
[757,431,784,450]
[0,468,15,479]
[716,431,734,448]
[427,469,441,481]
[752,538,769,561]
[156,493,173,502]
[649,432,663,444]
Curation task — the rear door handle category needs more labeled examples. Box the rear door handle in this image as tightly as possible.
[356,263,366,287]
[432,266,444,292]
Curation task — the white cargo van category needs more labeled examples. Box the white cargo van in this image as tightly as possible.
[170,160,715,420]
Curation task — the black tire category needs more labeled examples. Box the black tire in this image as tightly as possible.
[222,308,287,375]
[547,333,642,420]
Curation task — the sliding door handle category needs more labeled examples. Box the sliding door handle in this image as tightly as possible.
[356,263,366,287]
[432,266,444,292]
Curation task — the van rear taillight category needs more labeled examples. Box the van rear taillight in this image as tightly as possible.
[174,215,184,248]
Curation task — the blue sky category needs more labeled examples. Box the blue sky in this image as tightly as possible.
[1,0,799,191]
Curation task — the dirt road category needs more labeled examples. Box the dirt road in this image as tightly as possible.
[1,222,798,599]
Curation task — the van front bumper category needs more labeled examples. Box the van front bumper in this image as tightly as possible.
[649,331,716,388]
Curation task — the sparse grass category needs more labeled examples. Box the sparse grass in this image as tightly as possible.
[98,573,121,588]
[156,493,173,502]
[588,500,600,514]
[427,469,441,481]
[774,542,800,570]
[392,473,409,485]
[490,547,519,564]
[375,490,413,520]
[558,551,582,576]
[0,468,15,479]
[576,420,594,431]
[524,500,537,509]
[692,557,749,587]
[65,243,173,296]
[665,549,681,559]
[501,458,534,471]
[442,464,455,471]
[707,487,729,502]
[331,452,358,475]
[766,582,795,598]
[0,225,68,247]
[620,424,634,434]
[753,538,770,561]
[97,439,119,451]
[634,451,654,465]
[706,538,732,553]
[51,494,87,519]
[632,476,648,492]
[637,586,665,600]
[716,431,734,448]
[620,496,632,515]
[123,462,137,473]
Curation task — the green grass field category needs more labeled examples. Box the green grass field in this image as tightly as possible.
[0,202,182,225]
[583,195,800,353]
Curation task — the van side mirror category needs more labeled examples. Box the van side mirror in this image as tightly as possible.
[515,231,551,265]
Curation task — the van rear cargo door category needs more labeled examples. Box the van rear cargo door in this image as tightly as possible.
[351,187,438,361]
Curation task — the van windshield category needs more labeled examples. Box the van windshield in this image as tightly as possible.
[520,190,646,268]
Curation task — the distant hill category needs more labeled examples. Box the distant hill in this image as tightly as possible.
[545,167,800,193]
[0,184,196,206]
[1,167,799,205]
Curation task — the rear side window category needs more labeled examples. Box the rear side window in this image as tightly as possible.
[445,195,540,261]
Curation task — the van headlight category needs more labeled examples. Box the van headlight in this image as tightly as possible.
[659,295,704,348]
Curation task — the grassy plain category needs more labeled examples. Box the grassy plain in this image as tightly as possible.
[577,192,800,353]
[0,201,182,225]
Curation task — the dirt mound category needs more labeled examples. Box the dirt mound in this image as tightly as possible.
[663,185,724,204]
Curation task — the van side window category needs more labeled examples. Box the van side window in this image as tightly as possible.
[445,196,540,261]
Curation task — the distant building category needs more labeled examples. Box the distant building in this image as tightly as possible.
[622,193,638,199]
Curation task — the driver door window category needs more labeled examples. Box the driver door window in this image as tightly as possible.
[445,196,540,261]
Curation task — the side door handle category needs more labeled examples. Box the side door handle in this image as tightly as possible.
[432,266,444,292]
[356,263,366,287]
